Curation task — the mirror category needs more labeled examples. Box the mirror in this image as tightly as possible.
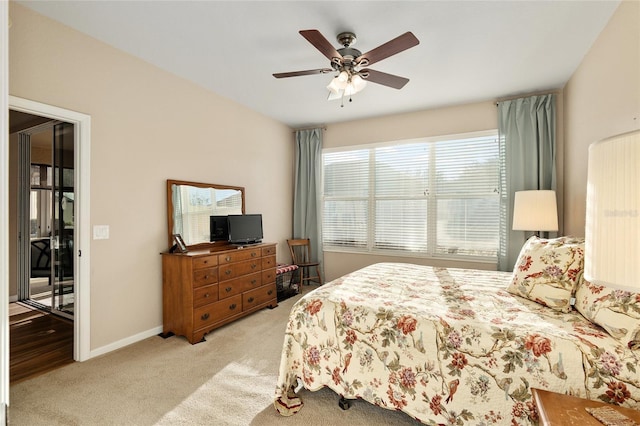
[166,179,245,249]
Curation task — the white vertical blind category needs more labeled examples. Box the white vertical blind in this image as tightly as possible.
[322,132,500,259]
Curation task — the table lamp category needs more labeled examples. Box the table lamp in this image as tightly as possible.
[512,190,559,236]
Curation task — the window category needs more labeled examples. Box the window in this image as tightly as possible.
[322,131,500,260]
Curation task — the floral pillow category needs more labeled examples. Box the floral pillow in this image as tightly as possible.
[575,280,640,349]
[507,236,585,313]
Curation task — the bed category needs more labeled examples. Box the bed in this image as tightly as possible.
[274,237,640,425]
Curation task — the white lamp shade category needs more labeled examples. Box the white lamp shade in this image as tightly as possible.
[585,130,640,292]
[344,74,367,96]
[512,190,558,232]
[327,72,367,97]
[326,71,349,94]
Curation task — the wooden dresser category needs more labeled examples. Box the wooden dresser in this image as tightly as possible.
[161,243,277,344]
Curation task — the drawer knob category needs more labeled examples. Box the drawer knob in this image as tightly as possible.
[225,270,231,275]
[201,313,210,320]
[203,260,208,264]
[229,303,237,310]
[251,252,257,257]
[225,287,232,293]
[225,256,231,262]
[203,275,208,279]
[251,279,257,285]
[268,290,273,295]
[251,263,257,269]
[248,297,254,303]
[204,293,210,298]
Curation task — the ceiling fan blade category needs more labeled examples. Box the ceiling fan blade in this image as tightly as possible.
[356,32,419,67]
[273,68,333,78]
[299,29,343,63]
[360,69,410,89]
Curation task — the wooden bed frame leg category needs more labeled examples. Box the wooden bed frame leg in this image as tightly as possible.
[338,396,351,410]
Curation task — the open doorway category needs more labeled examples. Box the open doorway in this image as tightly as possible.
[11,116,75,318]
[8,111,75,381]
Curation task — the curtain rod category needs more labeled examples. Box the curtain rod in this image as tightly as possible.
[292,126,327,133]
[495,90,560,106]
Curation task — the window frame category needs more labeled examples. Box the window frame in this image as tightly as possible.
[321,130,500,263]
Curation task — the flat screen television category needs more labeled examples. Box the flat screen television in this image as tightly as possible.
[209,215,229,242]
[227,214,263,245]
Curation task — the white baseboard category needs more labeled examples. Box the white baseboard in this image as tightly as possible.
[8,295,16,303]
[88,326,163,360]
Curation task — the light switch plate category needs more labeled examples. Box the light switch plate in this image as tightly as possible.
[93,225,110,240]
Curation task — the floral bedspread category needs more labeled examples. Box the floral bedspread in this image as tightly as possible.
[274,263,640,425]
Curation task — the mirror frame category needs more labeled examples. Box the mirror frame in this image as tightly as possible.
[166,179,245,250]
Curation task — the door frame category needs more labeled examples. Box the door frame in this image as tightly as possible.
[1,3,9,421]
[9,96,92,363]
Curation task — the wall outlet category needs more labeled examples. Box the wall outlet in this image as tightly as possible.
[93,225,110,240]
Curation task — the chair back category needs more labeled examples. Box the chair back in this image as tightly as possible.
[287,238,313,264]
[31,239,51,270]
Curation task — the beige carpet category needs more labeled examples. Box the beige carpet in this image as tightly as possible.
[8,287,419,425]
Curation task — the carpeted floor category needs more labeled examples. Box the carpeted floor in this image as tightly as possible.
[8,286,420,425]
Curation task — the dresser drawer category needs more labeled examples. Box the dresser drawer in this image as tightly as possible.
[193,267,218,288]
[218,272,262,298]
[193,255,218,270]
[243,284,277,310]
[193,284,218,308]
[262,255,276,269]
[262,268,276,284]
[262,245,276,257]
[218,248,261,264]
[219,258,261,281]
[194,295,242,329]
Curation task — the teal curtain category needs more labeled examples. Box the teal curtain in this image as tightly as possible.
[498,94,556,271]
[293,128,323,273]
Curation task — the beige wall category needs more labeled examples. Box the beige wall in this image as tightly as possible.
[563,0,640,236]
[322,101,500,281]
[9,3,293,350]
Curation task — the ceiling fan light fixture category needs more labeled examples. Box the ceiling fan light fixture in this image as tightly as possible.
[327,71,349,94]
[327,71,367,97]
[345,74,367,95]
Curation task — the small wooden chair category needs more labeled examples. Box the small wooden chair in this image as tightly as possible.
[287,238,323,286]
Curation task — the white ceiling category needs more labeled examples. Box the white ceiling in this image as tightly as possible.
[17,1,620,129]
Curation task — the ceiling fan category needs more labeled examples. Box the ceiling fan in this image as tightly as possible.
[273,30,420,104]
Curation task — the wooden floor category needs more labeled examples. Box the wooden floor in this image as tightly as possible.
[9,302,74,384]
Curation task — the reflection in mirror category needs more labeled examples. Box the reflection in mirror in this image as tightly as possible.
[167,180,245,248]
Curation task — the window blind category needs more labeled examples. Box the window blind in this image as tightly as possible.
[322,132,500,260]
